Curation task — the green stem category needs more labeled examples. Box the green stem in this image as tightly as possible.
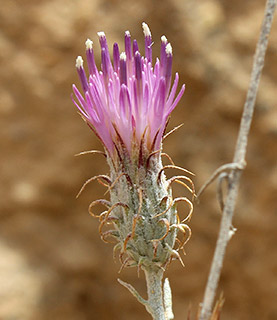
[144,267,166,320]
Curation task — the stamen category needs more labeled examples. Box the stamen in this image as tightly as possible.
[160,36,168,69]
[98,31,112,74]
[161,35,167,44]
[125,31,132,61]
[101,48,109,77]
[120,52,127,61]
[135,51,142,81]
[97,31,106,39]
[85,38,93,50]
[85,39,97,75]
[165,43,172,56]
[142,22,152,63]
[165,43,173,93]
[76,56,83,69]
[142,22,151,37]
[113,43,120,71]
[75,56,88,92]
[120,52,127,85]
[133,39,139,56]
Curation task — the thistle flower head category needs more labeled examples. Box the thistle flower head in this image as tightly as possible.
[73,23,193,272]
[72,23,185,161]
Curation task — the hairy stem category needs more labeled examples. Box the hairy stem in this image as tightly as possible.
[144,267,166,320]
[199,0,277,319]
[164,278,174,320]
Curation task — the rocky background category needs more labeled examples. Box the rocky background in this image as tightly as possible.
[0,0,276,319]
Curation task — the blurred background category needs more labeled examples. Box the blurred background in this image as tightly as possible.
[0,0,276,319]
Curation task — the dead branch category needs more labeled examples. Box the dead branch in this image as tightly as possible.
[199,1,277,319]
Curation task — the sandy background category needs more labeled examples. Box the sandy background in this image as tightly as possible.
[0,0,277,319]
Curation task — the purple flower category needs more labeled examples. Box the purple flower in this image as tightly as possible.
[73,23,194,277]
[72,23,185,158]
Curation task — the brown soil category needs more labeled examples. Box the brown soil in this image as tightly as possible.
[0,0,276,319]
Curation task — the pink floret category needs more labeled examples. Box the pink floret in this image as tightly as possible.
[72,23,185,157]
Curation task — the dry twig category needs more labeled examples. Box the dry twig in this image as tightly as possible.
[199,1,277,319]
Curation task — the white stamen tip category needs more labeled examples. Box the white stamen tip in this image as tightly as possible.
[76,56,83,69]
[85,39,93,50]
[120,52,126,61]
[125,30,131,37]
[142,22,151,37]
[161,35,168,43]
[165,43,172,55]
[97,31,105,38]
